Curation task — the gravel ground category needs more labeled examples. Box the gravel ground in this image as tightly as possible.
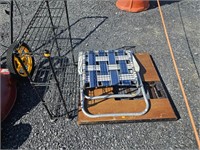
[1,0,200,149]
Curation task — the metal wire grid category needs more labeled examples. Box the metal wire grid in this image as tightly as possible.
[13,0,77,119]
[20,0,68,57]
[41,57,78,118]
[16,0,74,65]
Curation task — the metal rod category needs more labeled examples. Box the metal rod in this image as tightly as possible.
[27,5,48,49]
[44,50,69,119]
[45,0,61,56]
[63,0,75,64]
[14,50,54,119]
[10,0,14,44]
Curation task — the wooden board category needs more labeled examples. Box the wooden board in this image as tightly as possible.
[78,53,177,125]
[135,53,160,82]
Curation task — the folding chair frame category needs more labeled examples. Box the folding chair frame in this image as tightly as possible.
[78,50,149,118]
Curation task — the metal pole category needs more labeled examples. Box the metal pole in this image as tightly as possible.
[44,50,69,119]
[63,0,75,64]
[10,0,13,44]
[14,50,54,119]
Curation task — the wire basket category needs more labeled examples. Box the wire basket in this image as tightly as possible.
[7,0,78,120]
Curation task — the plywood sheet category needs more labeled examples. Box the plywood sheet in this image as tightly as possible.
[78,53,177,125]
[135,53,160,82]
[78,98,177,124]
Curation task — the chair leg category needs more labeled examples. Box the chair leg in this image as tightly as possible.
[80,72,150,118]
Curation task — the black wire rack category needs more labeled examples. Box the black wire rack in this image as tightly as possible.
[12,0,78,120]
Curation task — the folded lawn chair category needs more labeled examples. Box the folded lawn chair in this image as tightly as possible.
[78,50,149,118]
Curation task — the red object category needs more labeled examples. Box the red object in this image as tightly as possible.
[1,68,17,121]
[116,0,149,12]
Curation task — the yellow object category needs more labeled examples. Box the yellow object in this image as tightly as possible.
[13,45,33,77]
[44,52,51,58]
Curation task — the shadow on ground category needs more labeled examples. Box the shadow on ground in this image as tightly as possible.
[1,81,36,149]
[149,0,180,9]
[1,15,108,148]
[150,55,180,119]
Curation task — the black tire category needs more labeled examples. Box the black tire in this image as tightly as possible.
[6,42,35,80]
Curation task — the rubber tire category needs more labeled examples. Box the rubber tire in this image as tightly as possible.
[6,42,35,80]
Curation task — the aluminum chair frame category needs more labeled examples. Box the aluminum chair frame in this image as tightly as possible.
[78,50,149,118]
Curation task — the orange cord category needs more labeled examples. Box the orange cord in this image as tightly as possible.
[156,0,200,149]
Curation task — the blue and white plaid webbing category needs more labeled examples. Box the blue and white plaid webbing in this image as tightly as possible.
[80,50,138,88]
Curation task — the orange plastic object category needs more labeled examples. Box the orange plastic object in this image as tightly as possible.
[116,0,149,13]
[1,68,17,121]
